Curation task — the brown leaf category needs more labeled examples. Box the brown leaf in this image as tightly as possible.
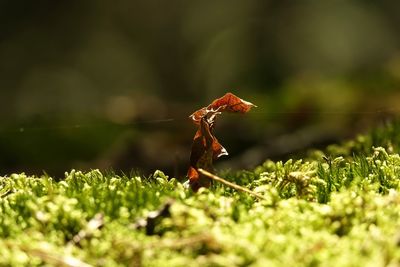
[189,93,256,125]
[187,92,255,191]
[188,117,215,191]
[208,92,257,113]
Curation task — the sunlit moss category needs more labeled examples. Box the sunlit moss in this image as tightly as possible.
[1,122,400,266]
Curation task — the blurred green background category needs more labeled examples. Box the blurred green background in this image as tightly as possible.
[1,1,400,177]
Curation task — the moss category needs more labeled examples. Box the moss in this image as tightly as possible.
[1,121,400,266]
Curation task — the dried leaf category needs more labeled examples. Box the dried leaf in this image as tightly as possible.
[208,92,257,113]
[190,92,256,125]
[187,92,256,191]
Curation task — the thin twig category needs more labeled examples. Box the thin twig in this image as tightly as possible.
[28,248,93,267]
[4,241,92,267]
[70,213,104,246]
[115,233,218,251]
[197,168,267,200]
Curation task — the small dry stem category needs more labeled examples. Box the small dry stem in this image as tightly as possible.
[197,168,267,200]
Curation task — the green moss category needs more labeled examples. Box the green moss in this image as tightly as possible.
[1,121,400,266]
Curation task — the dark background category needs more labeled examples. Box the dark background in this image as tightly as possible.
[1,1,400,178]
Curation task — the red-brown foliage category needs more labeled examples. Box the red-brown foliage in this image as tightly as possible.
[187,93,256,191]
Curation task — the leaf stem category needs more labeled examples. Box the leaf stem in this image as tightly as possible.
[198,168,266,200]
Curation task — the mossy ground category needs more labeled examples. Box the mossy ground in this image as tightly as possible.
[1,121,400,266]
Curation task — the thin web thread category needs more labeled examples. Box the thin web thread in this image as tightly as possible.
[1,108,399,133]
